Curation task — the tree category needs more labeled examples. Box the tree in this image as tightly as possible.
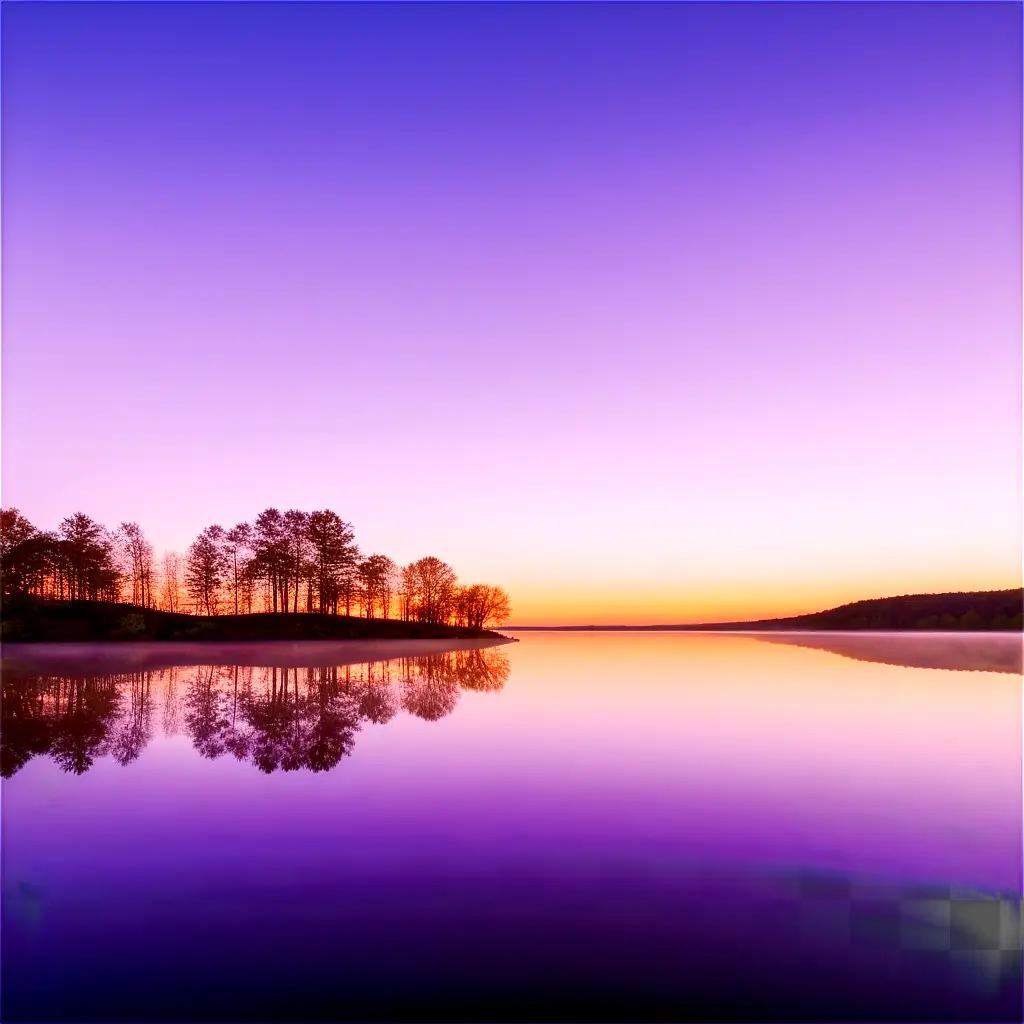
[57,513,120,601]
[161,552,183,612]
[405,557,457,624]
[1,508,37,558]
[117,522,155,607]
[248,509,289,613]
[283,510,311,614]
[358,554,397,618]
[485,586,512,627]
[223,523,252,615]
[2,531,56,599]
[185,525,227,615]
[339,567,359,617]
[1,508,46,598]
[399,564,417,621]
[306,510,358,614]
[456,583,512,629]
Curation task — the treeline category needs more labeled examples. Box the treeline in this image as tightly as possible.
[1,508,510,630]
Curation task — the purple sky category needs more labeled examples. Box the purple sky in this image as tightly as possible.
[3,2,1021,623]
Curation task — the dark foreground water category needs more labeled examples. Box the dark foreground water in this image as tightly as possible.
[2,632,1021,1023]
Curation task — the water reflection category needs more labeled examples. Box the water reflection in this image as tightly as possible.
[750,630,1022,674]
[3,633,1020,1023]
[2,645,510,777]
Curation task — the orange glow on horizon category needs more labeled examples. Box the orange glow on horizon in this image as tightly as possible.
[501,570,1022,626]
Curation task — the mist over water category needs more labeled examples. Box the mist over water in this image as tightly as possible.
[2,632,1021,1022]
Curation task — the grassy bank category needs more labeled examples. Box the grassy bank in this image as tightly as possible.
[1,597,506,643]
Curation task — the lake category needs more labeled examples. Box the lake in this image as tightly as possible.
[2,632,1021,1022]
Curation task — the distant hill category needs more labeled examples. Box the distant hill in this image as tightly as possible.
[509,589,1023,632]
[1,597,506,644]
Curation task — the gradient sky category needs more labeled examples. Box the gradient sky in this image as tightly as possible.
[3,2,1021,624]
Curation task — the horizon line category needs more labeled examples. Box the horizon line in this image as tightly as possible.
[503,585,1024,631]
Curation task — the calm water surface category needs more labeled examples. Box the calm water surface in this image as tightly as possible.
[2,632,1021,1022]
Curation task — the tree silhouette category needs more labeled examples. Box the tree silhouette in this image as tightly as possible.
[185,526,228,615]
[0,506,512,628]
[404,557,458,624]
[2,528,55,599]
[358,554,397,619]
[455,584,512,630]
[117,523,155,608]
[56,514,121,601]
[248,508,290,613]
[282,510,312,614]
[161,552,183,612]
[306,510,358,614]
[223,523,253,615]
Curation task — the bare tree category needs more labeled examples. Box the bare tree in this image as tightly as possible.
[161,552,183,612]
[456,583,512,629]
[223,523,252,615]
[117,522,155,607]
[399,564,417,621]
[283,510,311,614]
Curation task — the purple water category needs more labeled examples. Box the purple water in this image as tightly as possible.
[2,632,1021,1022]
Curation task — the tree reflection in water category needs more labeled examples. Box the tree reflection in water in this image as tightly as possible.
[2,647,510,777]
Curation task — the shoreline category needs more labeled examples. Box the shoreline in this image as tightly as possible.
[2,636,514,675]
[1,598,508,645]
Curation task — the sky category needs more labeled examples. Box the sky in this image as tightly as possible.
[2,2,1021,625]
